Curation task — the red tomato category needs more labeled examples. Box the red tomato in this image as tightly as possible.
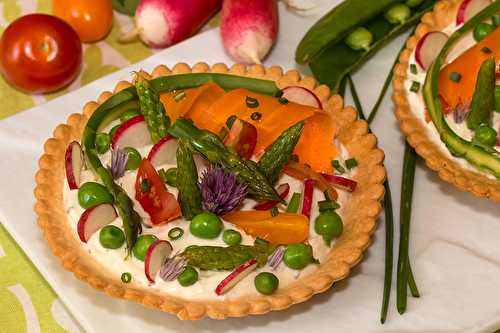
[0,14,82,94]
[52,0,113,43]
[135,159,181,225]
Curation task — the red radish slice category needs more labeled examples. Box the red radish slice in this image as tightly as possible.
[147,135,178,167]
[77,204,118,243]
[497,125,500,147]
[65,141,84,190]
[253,183,290,210]
[121,0,221,48]
[144,240,173,282]
[320,173,357,192]
[456,0,491,25]
[282,86,322,109]
[220,0,278,64]
[224,119,258,160]
[301,178,314,219]
[215,259,258,295]
[415,31,448,70]
[111,115,152,150]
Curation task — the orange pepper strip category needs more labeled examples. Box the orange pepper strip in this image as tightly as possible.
[223,210,309,244]
[438,26,500,112]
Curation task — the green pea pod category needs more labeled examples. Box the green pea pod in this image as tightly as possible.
[304,0,435,92]
[258,121,305,185]
[176,139,203,220]
[466,57,496,130]
[423,1,500,179]
[182,244,276,270]
[135,73,171,143]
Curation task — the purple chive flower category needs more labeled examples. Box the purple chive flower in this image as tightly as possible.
[109,149,128,180]
[199,166,247,215]
[159,255,188,282]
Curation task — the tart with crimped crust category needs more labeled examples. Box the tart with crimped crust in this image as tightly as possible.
[393,0,500,202]
[35,62,385,320]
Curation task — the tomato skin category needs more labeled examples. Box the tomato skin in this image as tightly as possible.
[135,159,181,225]
[53,0,113,43]
[0,14,82,94]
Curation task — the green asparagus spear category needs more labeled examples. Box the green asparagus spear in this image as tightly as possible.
[467,57,496,130]
[258,121,305,184]
[168,119,280,202]
[176,139,203,220]
[135,73,171,143]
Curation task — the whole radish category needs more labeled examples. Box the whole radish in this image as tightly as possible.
[123,0,222,48]
[220,0,279,64]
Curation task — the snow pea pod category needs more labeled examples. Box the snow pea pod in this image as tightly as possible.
[306,0,435,93]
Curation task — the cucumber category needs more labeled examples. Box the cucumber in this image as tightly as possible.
[257,121,305,185]
[304,0,435,92]
[176,139,203,220]
[423,2,500,179]
[467,57,496,130]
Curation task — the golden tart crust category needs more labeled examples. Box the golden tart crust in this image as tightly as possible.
[35,63,386,320]
[393,0,500,202]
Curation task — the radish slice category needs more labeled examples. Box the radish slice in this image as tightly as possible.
[215,259,258,295]
[111,115,152,149]
[497,125,500,147]
[415,31,448,70]
[282,86,322,109]
[77,204,118,243]
[224,119,258,160]
[456,0,491,25]
[144,240,173,282]
[122,0,222,48]
[65,141,84,190]
[301,178,314,219]
[253,183,290,210]
[320,173,357,192]
[220,0,278,64]
[147,135,178,167]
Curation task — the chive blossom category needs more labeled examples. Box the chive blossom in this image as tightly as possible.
[345,158,358,169]
[246,96,259,108]
[140,178,150,193]
[174,91,186,102]
[121,272,132,283]
[410,64,418,75]
[250,112,262,121]
[278,97,289,104]
[271,206,279,217]
[331,160,345,174]
[409,81,420,93]
[449,72,462,82]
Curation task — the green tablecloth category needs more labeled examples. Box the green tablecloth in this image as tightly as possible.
[0,1,217,331]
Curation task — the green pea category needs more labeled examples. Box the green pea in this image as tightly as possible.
[405,0,424,7]
[132,234,158,261]
[165,168,177,187]
[254,272,279,295]
[177,266,198,287]
[314,211,343,246]
[109,124,120,139]
[99,225,125,249]
[123,147,141,170]
[384,3,411,25]
[120,108,141,123]
[95,133,111,154]
[473,125,497,147]
[222,229,242,246]
[283,244,314,270]
[78,182,114,209]
[494,86,500,112]
[190,212,223,239]
[345,27,373,51]
[473,23,495,42]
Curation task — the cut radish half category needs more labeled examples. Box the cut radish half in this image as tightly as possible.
[253,183,290,210]
[144,240,173,283]
[320,173,358,192]
[282,86,322,109]
[215,259,258,295]
[77,204,118,243]
[456,0,491,25]
[65,141,84,190]
[147,135,178,167]
[415,31,448,70]
[111,115,152,149]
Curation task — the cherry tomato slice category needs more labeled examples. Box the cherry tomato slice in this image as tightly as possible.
[135,159,181,225]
